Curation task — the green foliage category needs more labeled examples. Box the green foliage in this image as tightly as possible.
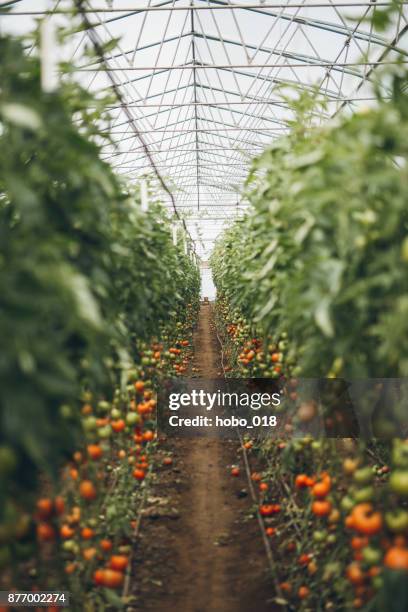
[211,79,408,378]
[0,33,199,507]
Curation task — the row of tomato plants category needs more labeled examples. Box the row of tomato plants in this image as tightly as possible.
[215,297,408,611]
[211,67,408,611]
[211,70,408,383]
[0,31,200,609]
[20,314,197,611]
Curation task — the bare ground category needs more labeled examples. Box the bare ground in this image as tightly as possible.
[131,303,276,612]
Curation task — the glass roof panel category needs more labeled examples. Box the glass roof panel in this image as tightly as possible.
[2,0,408,256]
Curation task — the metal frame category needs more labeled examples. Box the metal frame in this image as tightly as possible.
[5,0,408,254]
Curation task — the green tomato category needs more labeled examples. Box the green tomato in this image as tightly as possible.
[0,446,18,477]
[401,237,408,262]
[82,416,97,432]
[341,496,355,512]
[127,369,139,383]
[111,408,121,420]
[126,412,140,426]
[372,575,383,591]
[98,425,112,439]
[81,391,93,403]
[362,546,382,566]
[392,442,408,469]
[323,562,341,582]
[385,509,408,533]
[60,404,73,420]
[313,530,328,543]
[389,470,408,497]
[97,400,110,414]
[62,540,78,553]
[353,467,374,486]
[353,486,375,503]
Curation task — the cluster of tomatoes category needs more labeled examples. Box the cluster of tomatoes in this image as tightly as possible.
[218,297,296,380]
[31,377,157,603]
[1,307,197,609]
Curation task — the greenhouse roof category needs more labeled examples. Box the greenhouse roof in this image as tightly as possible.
[2,0,408,256]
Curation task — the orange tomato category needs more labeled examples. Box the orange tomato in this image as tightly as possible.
[133,468,146,481]
[312,480,331,499]
[94,569,124,588]
[81,527,95,540]
[312,500,332,517]
[65,562,77,575]
[295,474,308,489]
[142,430,154,442]
[37,522,56,542]
[134,381,145,393]
[93,569,105,586]
[109,555,129,571]
[82,403,93,415]
[60,524,75,539]
[87,444,103,460]
[111,419,126,433]
[69,468,79,480]
[384,546,408,571]
[351,503,383,536]
[79,480,97,501]
[259,504,274,517]
[298,553,312,566]
[298,586,310,599]
[351,536,369,551]
[346,562,365,585]
[100,539,113,552]
[36,498,54,520]
[82,547,97,561]
[54,496,65,516]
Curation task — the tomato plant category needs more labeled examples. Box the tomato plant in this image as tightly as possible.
[0,31,200,607]
[212,69,408,611]
[212,74,408,379]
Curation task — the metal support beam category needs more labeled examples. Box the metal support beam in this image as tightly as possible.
[191,3,200,211]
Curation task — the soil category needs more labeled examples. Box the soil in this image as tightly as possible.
[131,303,276,612]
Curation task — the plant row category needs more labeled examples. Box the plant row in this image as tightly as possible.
[211,68,408,610]
[215,298,408,611]
[0,32,200,608]
[211,70,408,381]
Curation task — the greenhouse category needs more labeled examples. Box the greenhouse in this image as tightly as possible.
[1,1,408,610]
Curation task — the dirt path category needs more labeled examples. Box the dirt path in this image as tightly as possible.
[132,303,275,612]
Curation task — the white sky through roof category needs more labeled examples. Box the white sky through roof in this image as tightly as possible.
[2,0,408,258]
